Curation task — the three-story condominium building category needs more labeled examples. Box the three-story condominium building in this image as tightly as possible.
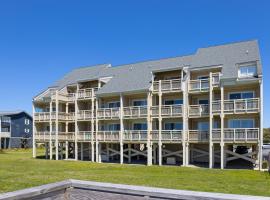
[33,40,263,169]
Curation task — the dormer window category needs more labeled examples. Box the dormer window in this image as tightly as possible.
[238,65,257,78]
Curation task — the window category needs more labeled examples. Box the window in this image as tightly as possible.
[25,119,30,125]
[108,102,120,108]
[198,99,209,105]
[198,122,209,131]
[164,99,183,105]
[25,128,30,133]
[133,123,147,130]
[164,122,183,130]
[198,76,209,80]
[108,124,120,131]
[239,65,257,78]
[229,91,254,100]
[228,119,254,128]
[133,100,147,106]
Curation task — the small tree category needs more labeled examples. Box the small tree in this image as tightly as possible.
[264,128,270,144]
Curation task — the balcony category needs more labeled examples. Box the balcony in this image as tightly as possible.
[212,98,260,114]
[97,131,120,141]
[0,130,11,138]
[212,128,259,142]
[0,116,11,123]
[123,106,147,118]
[58,132,75,141]
[35,131,50,141]
[77,110,94,120]
[97,108,120,119]
[151,105,183,117]
[188,105,209,117]
[188,130,209,142]
[77,88,98,99]
[151,130,182,142]
[34,112,51,121]
[188,73,220,92]
[77,131,92,141]
[152,79,182,93]
[123,130,147,141]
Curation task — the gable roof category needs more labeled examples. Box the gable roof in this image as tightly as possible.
[0,110,32,119]
[39,40,262,97]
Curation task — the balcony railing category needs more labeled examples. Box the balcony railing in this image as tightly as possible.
[123,106,147,118]
[0,131,11,138]
[224,128,259,142]
[189,73,220,92]
[152,79,182,93]
[0,116,11,123]
[151,105,183,117]
[97,131,120,141]
[151,130,182,141]
[34,112,51,121]
[188,104,209,117]
[35,131,50,141]
[77,110,94,120]
[123,130,147,141]
[212,98,260,114]
[97,108,120,119]
[188,130,209,142]
[77,131,92,141]
[58,132,75,141]
[77,88,98,99]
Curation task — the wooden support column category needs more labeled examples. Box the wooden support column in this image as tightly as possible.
[55,90,59,160]
[75,86,79,160]
[120,94,124,164]
[81,142,84,160]
[91,90,95,162]
[209,72,213,168]
[65,141,68,159]
[259,79,263,170]
[32,102,36,158]
[98,142,102,163]
[95,97,99,162]
[220,85,225,169]
[147,92,153,166]
[158,80,162,166]
[49,101,53,160]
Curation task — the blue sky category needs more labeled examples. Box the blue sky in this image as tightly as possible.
[0,0,269,127]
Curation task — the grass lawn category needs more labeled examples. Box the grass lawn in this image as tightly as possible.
[0,148,270,196]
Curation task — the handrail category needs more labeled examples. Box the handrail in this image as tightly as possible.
[97,131,120,141]
[151,104,183,116]
[152,79,182,92]
[188,104,209,117]
[188,130,209,141]
[123,130,147,141]
[123,106,147,118]
[77,110,94,119]
[151,130,182,141]
[97,107,120,119]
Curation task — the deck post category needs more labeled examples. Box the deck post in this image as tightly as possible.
[259,79,263,170]
[95,98,99,162]
[209,72,213,168]
[81,142,83,160]
[55,90,59,160]
[91,91,95,162]
[49,101,53,160]
[98,142,102,163]
[74,87,79,161]
[32,102,36,158]
[220,85,225,169]
[147,91,153,166]
[186,142,189,165]
[128,143,131,163]
[120,93,124,164]
[65,141,68,159]
[158,142,162,166]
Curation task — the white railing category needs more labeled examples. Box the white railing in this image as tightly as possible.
[58,132,75,141]
[152,79,181,92]
[151,130,182,141]
[224,128,259,142]
[189,79,209,92]
[35,131,50,141]
[0,131,11,138]
[66,93,76,102]
[123,130,147,141]
[97,108,120,119]
[151,105,183,117]
[188,104,209,117]
[123,106,147,118]
[34,112,51,121]
[212,129,221,141]
[77,131,92,141]
[77,88,93,99]
[188,73,220,92]
[97,131,120,141]
[212,98,260,114]
[188,130,209,142]
[77,110,94,120]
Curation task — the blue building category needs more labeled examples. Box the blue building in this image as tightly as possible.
[0,111,33,149]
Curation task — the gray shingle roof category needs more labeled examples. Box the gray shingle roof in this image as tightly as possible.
[44,40,261,97]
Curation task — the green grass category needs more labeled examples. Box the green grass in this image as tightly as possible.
[0,148,270,196]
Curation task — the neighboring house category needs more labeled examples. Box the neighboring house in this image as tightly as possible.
[33,40,263,170]
[0,111,33,149]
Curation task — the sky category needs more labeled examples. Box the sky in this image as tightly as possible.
[0,0,269,127]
